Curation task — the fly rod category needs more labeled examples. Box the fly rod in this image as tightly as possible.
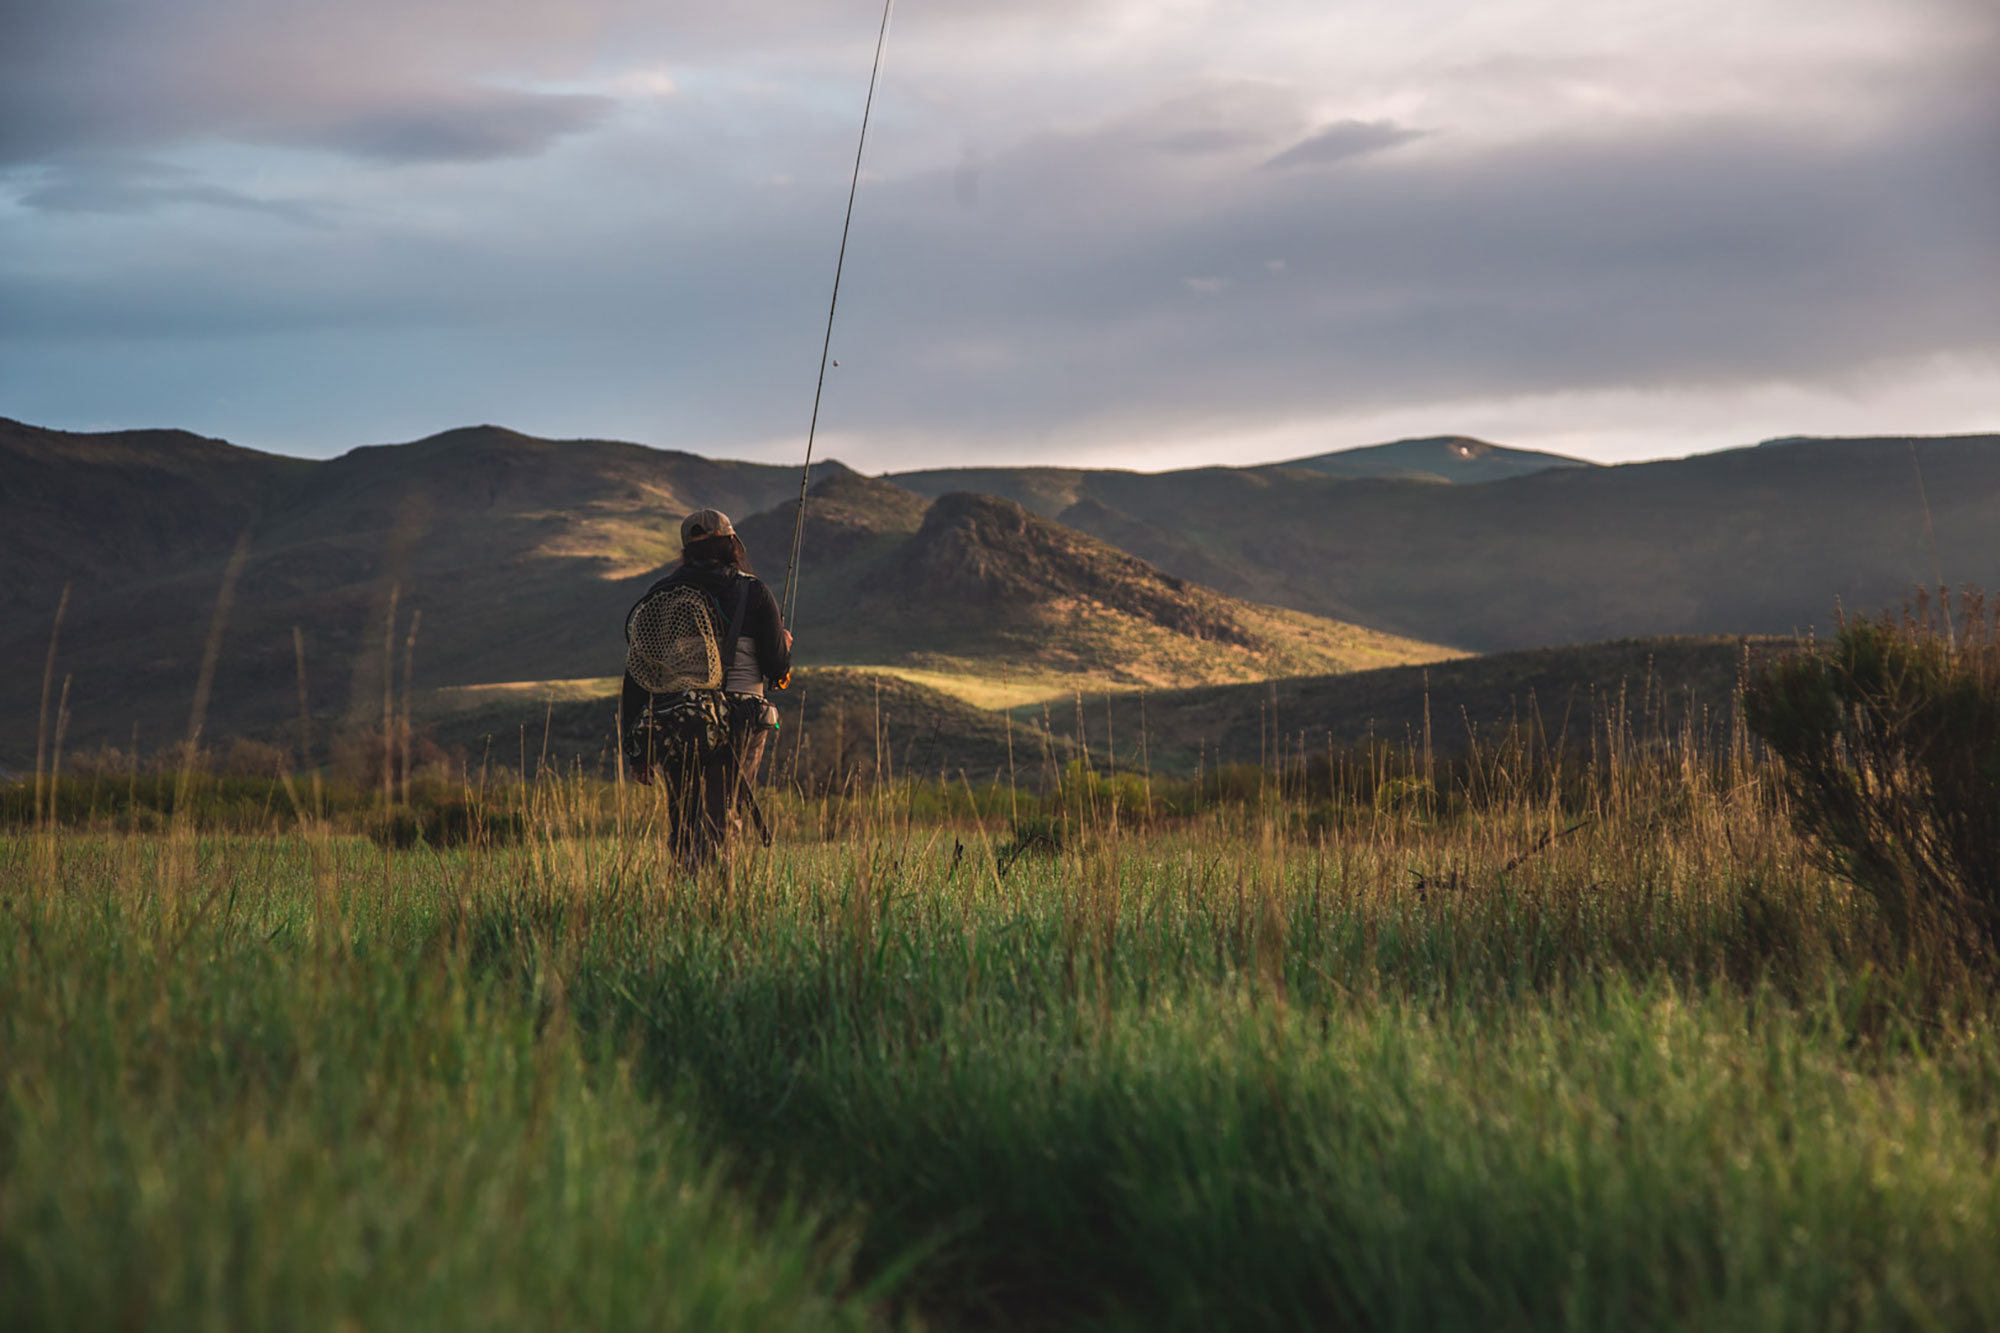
[779,0,896,630]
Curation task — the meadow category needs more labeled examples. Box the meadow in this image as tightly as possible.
[4,713,1999,1331]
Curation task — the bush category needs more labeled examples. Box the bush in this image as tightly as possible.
[996,813,1066,871]
[364,799,526,849]
[221,736,291,778]
[330,723,457,789]
[1743,599,2000,963]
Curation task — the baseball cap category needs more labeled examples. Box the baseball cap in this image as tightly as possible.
[680,508,736,544]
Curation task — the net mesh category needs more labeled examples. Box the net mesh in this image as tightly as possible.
[626,586,722,694]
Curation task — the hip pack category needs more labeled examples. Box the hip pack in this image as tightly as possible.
[623,690,781,773]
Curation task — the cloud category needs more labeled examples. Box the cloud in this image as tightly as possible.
[0,0,631,165]
[0,0,1995,468]
[15,159,325,221]
[290,91,615,164]
[1163,127,1271,156]
[1264,119,1427,169]
[14,96,1989,446]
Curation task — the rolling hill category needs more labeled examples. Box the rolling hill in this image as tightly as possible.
[8,414,1998,768]
[0,418,314,619]
[897,434,2000,652]
[1037,635,1788,776]
[0,419,845,763]
[734,477,1456,698]
[1,420,1447,764]
[885,435,1592,512]
[424,665,1069,788]
[1268,436,1597,484]
[412,636,1787,784]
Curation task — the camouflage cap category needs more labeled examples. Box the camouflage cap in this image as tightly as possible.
[680,508,736,544]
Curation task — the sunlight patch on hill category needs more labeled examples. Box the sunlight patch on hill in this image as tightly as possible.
[427,677,621,716]
[530,509,680,579]
[844,664,1089,711]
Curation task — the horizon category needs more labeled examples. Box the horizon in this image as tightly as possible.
[15,410,2000,477]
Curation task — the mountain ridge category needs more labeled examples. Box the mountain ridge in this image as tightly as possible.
[1269,435,1597,484]
[736,481,1456,695]
[1,419,1451,761]
[7,415,1999,763]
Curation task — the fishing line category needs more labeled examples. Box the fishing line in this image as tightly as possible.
[780,0,896,630]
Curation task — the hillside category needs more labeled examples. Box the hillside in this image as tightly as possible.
[886,435,1591,510]
[410,638,1783,785]
[898,434,2000,652]
[2,420,1446,764]
[10,415,1997,764]
[735,481,1458,699]
[733,471,930,610]
[423,665,1070,786]
[0,419,844,763]
[1024,635,1789,776]
[1269,436,1595,484]
[0,418,314,617]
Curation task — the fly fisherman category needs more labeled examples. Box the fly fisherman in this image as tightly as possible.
[621,509,791,867]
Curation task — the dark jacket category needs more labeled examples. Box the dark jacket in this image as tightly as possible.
[621,561,790,723]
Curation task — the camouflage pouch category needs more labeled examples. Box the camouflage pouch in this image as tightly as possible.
[624,690,731,774]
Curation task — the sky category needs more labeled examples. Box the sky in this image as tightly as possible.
[1,0,1996,472]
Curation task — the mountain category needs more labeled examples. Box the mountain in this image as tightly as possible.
[1268,436,1596,484]
[736,471,930,595]
[0,418,312,618]
[1,419,844,763]
[10,414,1998,765]
[885,436,1591,511]
[735,480,1456,696]
[901,434,2000,653]
[1,420,1447,763]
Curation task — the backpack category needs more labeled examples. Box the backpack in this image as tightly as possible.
[626,583,727,694]
[622,577,754,772]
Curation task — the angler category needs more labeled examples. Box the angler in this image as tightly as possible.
[620,0,886,871]
[621,509,791,867]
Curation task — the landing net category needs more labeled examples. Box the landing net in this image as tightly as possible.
[626,586,722,694]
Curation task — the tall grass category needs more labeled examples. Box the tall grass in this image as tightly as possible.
[4,701,1998,1329]
[0,836,871,1331]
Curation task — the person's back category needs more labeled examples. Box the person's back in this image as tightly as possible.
[635,561,777,695]
[621,508,791,866]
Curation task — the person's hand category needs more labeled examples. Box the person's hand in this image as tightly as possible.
[784,630,794,651]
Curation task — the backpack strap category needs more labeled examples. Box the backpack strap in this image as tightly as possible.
[715,576,754,686]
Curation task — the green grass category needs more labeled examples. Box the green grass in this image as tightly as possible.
[0,837,871,1332]
[3,757,1999,1329]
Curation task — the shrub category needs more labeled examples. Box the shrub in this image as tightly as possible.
[330,723,457,789]
[221,736,291,778]
[364,799,526,849]
[996,813,1066,871]
[783,703,878,798]
[1743,598,2000,964]
[62,745,137,778]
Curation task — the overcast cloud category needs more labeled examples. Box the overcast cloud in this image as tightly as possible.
[0,0,1994,468]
